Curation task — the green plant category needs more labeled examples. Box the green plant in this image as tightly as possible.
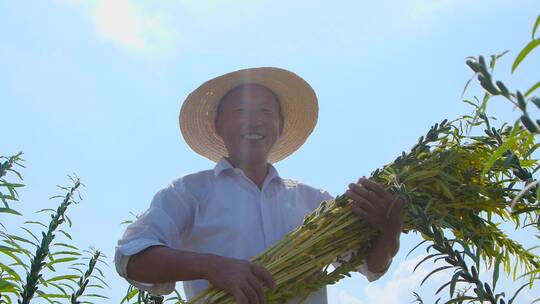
[0,154,108,304]
[0,152,25,216]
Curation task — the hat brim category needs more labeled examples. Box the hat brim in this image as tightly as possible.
[179,67,318,163]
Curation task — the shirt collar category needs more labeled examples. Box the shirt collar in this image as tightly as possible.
[213,158,281,183]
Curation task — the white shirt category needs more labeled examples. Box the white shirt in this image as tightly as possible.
[115,158,386,303]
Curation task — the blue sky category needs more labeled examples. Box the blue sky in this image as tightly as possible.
[2,0,540,303]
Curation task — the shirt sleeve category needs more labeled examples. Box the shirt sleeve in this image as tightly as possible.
[319,190,393,282]
[331,249,391,282]
[114,181,196,295]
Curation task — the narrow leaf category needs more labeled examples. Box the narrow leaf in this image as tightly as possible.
[525,82,540,97]
[512,39,540,73]
[533,14,540,39]
[421,266,453,286]
[482,121,520,176]
[0,208,21,216]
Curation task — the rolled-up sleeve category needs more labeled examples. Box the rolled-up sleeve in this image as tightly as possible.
[331,249,391,282]
[114,181,196,295]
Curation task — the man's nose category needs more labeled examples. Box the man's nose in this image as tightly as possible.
[242,111,264,125]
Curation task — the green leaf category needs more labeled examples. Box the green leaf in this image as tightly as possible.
[82,294,109,299]
[512,39,540,73]
[45,257,78,268]
[24,221,48,229]
[52,242,79,250]
[508,281,530,304]
[482,121,520,176]
[0,278,18,293]
[0,208,21,216]
[89,274,109,288]
[444,296,477,304]
[121,288,139,304]
[58,229,72,240]
[51,250,81,257]
[414,253,445,272]
[525,82,540,97]
[489,50,509,71]
[533,14,540,39]
[421,266,453,286]
[36,208,56,214]
[0,245,19,253]
[0,243,30,271]
[45,274,80,283]
[461,76,475,98]
[0,262,22,282]
[449,271,461,298]
[492,252,503,291]
[20,227,40,244]
[7,234,37,247]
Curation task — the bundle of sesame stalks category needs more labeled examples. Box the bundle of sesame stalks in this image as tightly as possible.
[189,118,540,303]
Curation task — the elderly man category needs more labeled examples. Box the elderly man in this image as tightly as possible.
[115,67,403,304]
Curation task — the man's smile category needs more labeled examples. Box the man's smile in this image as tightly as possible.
[241,133,265,140]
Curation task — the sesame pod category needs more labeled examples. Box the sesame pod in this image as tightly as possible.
[478,56,487,68]
[496,81,510,97]
[459,271,472,281]
[531,97,540,109]
[433,244,445,252]
[484,283,492,295]
[479,76,500,95]
[471,265,478,278]
[466,60,481,73]
[516,91,526,111]
[520,115,539,133]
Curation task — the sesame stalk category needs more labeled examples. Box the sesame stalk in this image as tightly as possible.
[70,249,102,304]
[18,177,81,304]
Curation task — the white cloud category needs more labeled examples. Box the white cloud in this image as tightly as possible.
[337,289,366,304]
[352,255,447,304]
[58,0,175,54]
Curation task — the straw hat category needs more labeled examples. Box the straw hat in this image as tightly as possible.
[179,67,318,163]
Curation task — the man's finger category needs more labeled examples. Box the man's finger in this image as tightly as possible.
[248,274,266,304]
[358,178,387,198]
[231,287,248,304]
[241,282,260,304]
[251,264,276,289]
[346,189,375,211]
[349,183,379,203]
[351,204,370,222]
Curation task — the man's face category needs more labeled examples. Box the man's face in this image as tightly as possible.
[215,84,283,164]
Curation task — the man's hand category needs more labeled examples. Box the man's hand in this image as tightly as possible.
[203,254,276,304]
[346,177,404,235]
[346,177,404,273]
